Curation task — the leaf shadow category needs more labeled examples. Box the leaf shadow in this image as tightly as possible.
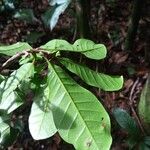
[34,89,76,130]
[0,71,20,100]
[52,105,77,130]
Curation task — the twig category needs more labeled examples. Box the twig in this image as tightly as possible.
[0,48,53,73]
[129,78,139,101]
[129,77,146,135]
[0,51,30,72]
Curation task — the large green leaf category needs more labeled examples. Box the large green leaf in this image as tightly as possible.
[43,0,71,30]
[40,39,107,60]
[138,75,150,133]
[0,63,34,102]
[47,62,112,150]
[29,84,57,140]
[0,42,32,56]
[0,91,23,114]
[60,58,123,91]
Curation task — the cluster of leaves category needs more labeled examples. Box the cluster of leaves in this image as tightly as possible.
[113,108,150,150]
[0,39,123,149]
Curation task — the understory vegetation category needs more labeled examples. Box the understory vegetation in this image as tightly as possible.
[0,0,150,149]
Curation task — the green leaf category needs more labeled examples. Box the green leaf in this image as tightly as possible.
[6,128,19,147]
[19,54,34,65]
[144,136,150,146]
[47,62,112,150]
[40,39,73,52]
[43,0,71,30]
[0,91,23,114]
[0,119,19,147]
[60,58,123,91]
[139,142,150,150]
[0,128,19,147]
[0,75,5,83]
[14,9,37,23]
[0,63,34,102]
[40,39,107,60]
[29,84,57,140]
[0,123,10,145]
[0,115,10,145]
[138,75,150,133]
[113,108,140,135]
[0,42,32,56]
[73,39,107,60]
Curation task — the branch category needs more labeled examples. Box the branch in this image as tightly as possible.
[0,48,53,73]
[0,51,30,72]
